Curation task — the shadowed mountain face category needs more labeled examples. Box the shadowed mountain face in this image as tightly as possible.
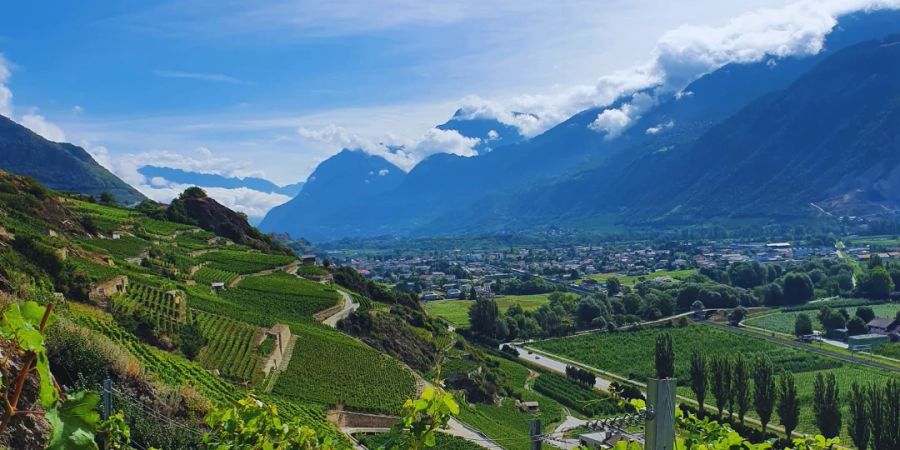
[259,149,405,239]
[500,34,900,229]
[0,114,146,204]
[260,9,900,242]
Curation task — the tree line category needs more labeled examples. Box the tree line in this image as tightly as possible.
[688,350,899,449]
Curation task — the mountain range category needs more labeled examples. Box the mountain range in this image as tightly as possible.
[0,114,146,205]
[138,166,304,197]
[259,9,900,242]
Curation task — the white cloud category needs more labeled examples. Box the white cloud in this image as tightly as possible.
[85,144,268,196]
[378,168,390,176]
[20,113,66,142]
[154,70,247,84]
[0,55,11,118]
[137,178,290,219]
[0,53,69,142]
[85,143,289,218]
[589,91,659,138]
[646,120,675,135]
[72,105,84,114]
[296,125,479,170]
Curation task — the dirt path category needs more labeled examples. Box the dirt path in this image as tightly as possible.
[322,289,359,328]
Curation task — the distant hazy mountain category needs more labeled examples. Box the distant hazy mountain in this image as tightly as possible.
[260,9,900,242]
[259,149,404,238]
[0,114,145,204]
[138,166,303,197]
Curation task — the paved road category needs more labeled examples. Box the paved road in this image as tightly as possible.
[511,345,612,390]
[323,289,359,328]
[703,321,899,373]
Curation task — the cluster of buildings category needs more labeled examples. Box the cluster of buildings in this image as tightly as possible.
[335,240,841,300]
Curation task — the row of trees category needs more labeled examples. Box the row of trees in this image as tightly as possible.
[688,352,807,438]
[565,365,596,387]
[703,258,853,304]
[688,351,899,449]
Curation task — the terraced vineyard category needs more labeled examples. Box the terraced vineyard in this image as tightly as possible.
[186,273,340,326]
[110,282,186,336]
[198,250,295,274]
[69,257,121,282]
[191,310,264,382]
[67,305,342,441]
[81,235,149,258]
[173,231,219,251]
[272,325,416,414]
[532,372,619,416]
[138,218,195,236]
[192,266,239,286]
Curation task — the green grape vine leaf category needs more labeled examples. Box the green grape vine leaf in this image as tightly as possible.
[46,391,101,450]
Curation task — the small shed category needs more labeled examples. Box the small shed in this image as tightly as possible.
[211,282,226,291]
[300,255,317,265]
[516,400,540,413]
[848,333,890,351]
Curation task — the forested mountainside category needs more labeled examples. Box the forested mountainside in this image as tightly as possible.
[259,9,900,242]
[498,33,900,229]
[0,115,145,205]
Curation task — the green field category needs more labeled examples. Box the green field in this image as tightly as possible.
[588,269,696,285]
[844,235,900,247]
[745,302,900,335]
[531,324,899,440]
[425,293,552,327]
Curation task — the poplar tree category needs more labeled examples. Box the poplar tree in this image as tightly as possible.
[812,372,841,438]
[689,351,708,417]
[753,356,777,433]
[777,372,800,438]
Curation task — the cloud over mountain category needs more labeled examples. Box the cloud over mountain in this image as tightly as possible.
[464,0,900,138]
[297,124,480,170]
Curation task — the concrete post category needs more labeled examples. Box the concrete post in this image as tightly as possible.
[529,418,542,450]
[645,377,677,450]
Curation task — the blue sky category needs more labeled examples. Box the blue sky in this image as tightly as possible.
[0,0,887,217]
